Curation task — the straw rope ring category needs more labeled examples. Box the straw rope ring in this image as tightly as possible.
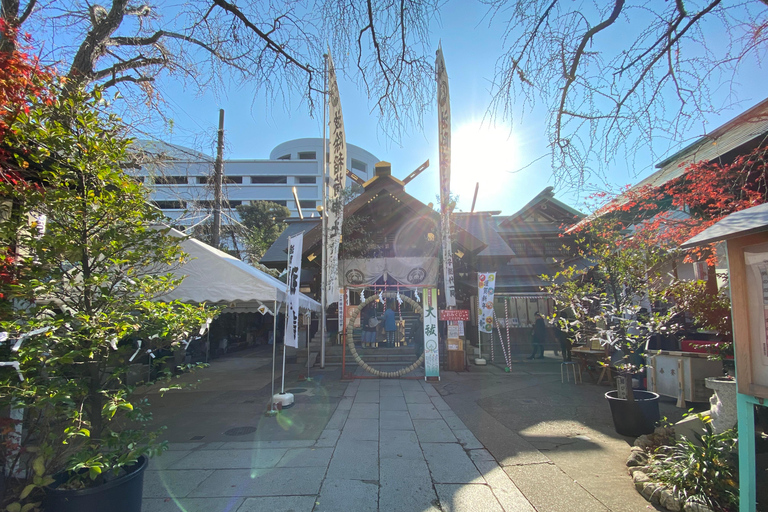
[345,291,424,378]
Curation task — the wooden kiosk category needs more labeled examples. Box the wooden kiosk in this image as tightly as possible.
[681,203,768,512]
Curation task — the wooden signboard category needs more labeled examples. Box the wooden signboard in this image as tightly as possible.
[729,234,768,400]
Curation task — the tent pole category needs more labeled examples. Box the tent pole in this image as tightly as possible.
[269,300,278,413]
[281,308,288,394]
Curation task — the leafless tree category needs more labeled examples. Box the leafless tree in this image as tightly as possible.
[0,0,438,135]
[486,0,768,188]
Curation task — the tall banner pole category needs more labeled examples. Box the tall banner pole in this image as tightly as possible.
[321,53,329,369]
[326,51,346,308]
[424,288,440,380]
[267,300,279,415]
[436,45,456,308]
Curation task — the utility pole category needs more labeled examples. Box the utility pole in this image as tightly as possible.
[212,109,225,248]
[321,54,328,369]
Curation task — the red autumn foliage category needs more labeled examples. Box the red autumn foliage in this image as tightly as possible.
[580,144,768,267]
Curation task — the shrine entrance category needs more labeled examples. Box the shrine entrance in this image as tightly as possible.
[342,289,424,378]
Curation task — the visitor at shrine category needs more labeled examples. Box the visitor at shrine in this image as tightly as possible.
[362,305,379,348]
[411,315,424,359]
[383,306,397,346]
[528,312,546,360]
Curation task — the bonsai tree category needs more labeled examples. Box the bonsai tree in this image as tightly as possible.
[544,214,673,401]
[0,77,216,509]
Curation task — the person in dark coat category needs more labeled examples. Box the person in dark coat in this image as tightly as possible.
[383,307,396,346]
[362,305,379,348]
[411,316,424,359]
[528,312,546,359]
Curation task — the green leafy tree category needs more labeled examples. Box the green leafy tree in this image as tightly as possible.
[236,201,290,262]
[0,82,216,508]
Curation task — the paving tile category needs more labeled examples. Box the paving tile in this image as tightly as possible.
[379,386,404,397]
[413,419,457,443]
[355,390,381,403]
[187,467,325,497]
[142,497,245,512]
[422,443,483,484]
[439,410,468,430]
[324,408,350,430]
[143,469,214,498]
[380,458,440,512]
[379,429,423,460]
[168,448,285,469]
[503,464,610,512]
[404,391,432,404]
[379,395,407,411]
[435,483,504,512]
[379,410,413,430]
[336,396,355,410]
[147,450,191,471]
[166,442,205,451]
[407,402,442,419]
[315,478,378,511]
[471,460,535,512]
[337,417,379,441]
[349,402,380,419]
[453,429,484,450]
[357,381,380,392]
[277,446,334,468]
[422,382,441,397]
[219,440,314,450]
[314,428,341,447]
[430,395,452,411]
[326,439,378,480]
[237,496,318,512]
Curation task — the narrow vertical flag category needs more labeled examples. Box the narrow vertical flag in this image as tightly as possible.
[285,232,304,348]
[326,51,346,303]
[436,45,456,307]
[477,272,496,333]
[424,288,440,379]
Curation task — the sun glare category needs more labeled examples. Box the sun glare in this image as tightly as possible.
[451,120,518,211]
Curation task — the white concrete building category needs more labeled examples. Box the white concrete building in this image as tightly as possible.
[130,138,379,226]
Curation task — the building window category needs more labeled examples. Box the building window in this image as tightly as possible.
[251,176,288,184]
[153,176,188,185]
[271,200,287,206]
[299,200,315,209]
[297,176,317,184]
[196,176,243,185]
[543,239,564,256]
[132,176,144,183]
[351,159,367,174]
[152,200,186,209]
[277,154,291,160]
[298,151,316,160]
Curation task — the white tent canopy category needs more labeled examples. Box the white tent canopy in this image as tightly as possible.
[158,228,320,313]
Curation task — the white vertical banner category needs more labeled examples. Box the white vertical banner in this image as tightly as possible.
[338,289,345,333]
[424,288,440,379]
[326,51,346,303]
[436,45,456,307]
[285,232,304,348]
[477,272,496,333]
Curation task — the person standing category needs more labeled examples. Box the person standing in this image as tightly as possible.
[383,306,396,347]
[362,305,379,348]
[411,315,424,359]
[528,312,546,359]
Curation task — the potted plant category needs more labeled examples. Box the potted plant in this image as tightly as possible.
[545,213,671,437]
[0,83,216,512]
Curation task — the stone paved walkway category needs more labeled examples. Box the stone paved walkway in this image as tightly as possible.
[142,374,535,512]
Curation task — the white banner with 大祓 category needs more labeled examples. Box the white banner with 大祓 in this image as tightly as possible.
[436,45,456,307]
[285,232,304,348]
[477,272,496,333]
[327,51,346,302]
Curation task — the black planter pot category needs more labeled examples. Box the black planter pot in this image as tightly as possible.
[605,390,661,437]
[43,455,147,512]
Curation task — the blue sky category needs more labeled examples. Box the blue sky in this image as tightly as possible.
[143,2,766,216]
